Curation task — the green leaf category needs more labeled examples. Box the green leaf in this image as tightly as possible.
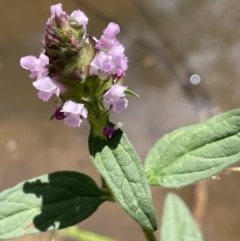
[145,109,240,188]
[59,226,118,241]
[0,171,106,239]
[88,127,157,231]
[161,193,204,241]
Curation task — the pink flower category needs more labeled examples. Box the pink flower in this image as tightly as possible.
[20,53,49,79]
[108,45,128,71]
[50,3,67,20]
[21,51,66,102]
[49,4,88,30]
[104,22,120,38]
[50,3,63,16]
[96,22,120,50]
[90,22,128,79]
[71,10,88,28]
[103,85,128,113]
[32,77,65,102]
[61,100,88,127]
[89,52,114,79]
[89,44,128,79]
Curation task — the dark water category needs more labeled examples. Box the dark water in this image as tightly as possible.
[1,0,240,240]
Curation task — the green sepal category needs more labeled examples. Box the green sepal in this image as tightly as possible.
[88,125,157,231]
[68,18,85,41]
[145,109,240,188]
[125,89,139,99]
[0,171,106,239]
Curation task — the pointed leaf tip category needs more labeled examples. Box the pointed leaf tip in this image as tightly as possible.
[145,109,240,188]
[89,127,157,231]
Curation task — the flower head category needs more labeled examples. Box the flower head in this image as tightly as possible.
[21,4,134,129]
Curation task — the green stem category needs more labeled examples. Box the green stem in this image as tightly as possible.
[60,226,118,241]
[100,176,115,202]
[141,226,157,241]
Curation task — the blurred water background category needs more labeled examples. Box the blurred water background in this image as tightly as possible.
[1,0,240,240]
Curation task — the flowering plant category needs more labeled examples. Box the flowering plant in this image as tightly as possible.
[1,3,240,241]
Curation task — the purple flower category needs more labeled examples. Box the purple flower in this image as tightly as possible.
[108,44,128,74]
[89,52,114,79]
[32,77,65,102]
[89,44,128,79]
[71,10,88,29]
[103,85,128,113]
[50,3,67,20]
[61,100,88,127]
[49,4,88,30]
[51,3,62,15]
[103,22,120,38]
[21,51,67,102]
[90,22,128,80]
[20,53,49,79]
[96,22,120,50]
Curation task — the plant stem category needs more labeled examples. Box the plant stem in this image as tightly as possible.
[100,176,115,202]
[193,180,208,230]
[59,226,118,241]
[141,226,157,241]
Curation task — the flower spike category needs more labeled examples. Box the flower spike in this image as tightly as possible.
[20,3,136,129]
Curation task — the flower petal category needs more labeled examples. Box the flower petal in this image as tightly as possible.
[50,3,63,16]
[71,10,88,27]
[103,85,128,113]
[104,85,126,101]
[96,23,121,50]
[61,100,85,115]
[37,91,53,102]
[89,52,113,77]
[60,100,88,128]
[113,98,128,113]
[33,77,61,101]
[20,53,49,79]
[103,22,120,39]
[64,114,82,127]
[33,77,58,92]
